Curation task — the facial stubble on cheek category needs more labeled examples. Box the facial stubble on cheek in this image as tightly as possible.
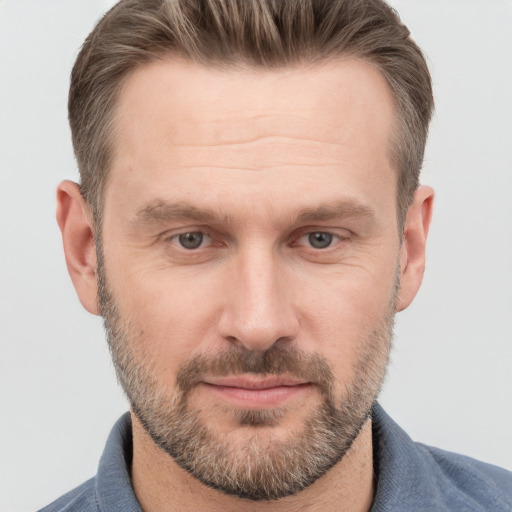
[96,246,396,501]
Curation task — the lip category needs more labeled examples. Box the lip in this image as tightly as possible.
[200,375,312,408]
[203,375,309,389]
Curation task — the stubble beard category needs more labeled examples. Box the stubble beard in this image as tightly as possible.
[97,252,396,501]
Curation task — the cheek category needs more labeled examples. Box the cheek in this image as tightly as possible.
[297,263,396,382]
[109,262,224,368]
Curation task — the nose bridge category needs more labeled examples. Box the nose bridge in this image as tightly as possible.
[218,241,298,351]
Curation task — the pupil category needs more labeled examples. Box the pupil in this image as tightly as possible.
[179,232,203,249]
[309,232,332,249]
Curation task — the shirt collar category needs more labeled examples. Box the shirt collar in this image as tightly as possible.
[95,412,142,512]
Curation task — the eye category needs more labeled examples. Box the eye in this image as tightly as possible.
[292,230,350,252]
[175,231,210,250]
[307,232,334,249]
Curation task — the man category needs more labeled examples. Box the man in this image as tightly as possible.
[39,0,511,510]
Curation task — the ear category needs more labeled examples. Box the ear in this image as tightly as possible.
[56,180,100,315]
[396,185,435,312]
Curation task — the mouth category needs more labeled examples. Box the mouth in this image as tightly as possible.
[200,375,313,408]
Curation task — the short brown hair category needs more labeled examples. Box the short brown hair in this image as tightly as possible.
[69,0,433,228]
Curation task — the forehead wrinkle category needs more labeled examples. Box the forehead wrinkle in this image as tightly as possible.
[171,134,344,148]
[149,163,345,172]
[159,138,352,173]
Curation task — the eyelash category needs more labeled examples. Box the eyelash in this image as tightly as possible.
[164,229,349,252]
[165,230,216,250]
[293,231,348,250]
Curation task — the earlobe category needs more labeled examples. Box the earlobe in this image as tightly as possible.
[56,180,100,315]
[396,186,435,312]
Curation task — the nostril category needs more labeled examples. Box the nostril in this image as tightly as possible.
[274,336,293,347]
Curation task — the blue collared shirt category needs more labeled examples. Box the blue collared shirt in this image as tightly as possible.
[38,404,512,511]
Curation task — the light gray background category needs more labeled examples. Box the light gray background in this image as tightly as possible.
[1,1,511,511]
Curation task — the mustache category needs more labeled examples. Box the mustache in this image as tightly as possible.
[174,345,335,396]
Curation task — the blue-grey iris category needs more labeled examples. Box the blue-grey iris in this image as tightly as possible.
[308,232,333,249]
[179,232,203,249]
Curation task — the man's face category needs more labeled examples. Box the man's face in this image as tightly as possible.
[99,59,401,499]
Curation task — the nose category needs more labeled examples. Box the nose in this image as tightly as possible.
[217,245,300,352]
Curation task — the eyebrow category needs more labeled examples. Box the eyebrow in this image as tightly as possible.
[292,200,376,224]
[132,200,232,226]
[131,198,376,228]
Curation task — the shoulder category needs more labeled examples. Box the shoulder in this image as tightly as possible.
[371,404,512,511]
[417,443,512,507]
[36,413,140,512]
[37,478,98,512]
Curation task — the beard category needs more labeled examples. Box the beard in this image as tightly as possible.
[97,254,396,501]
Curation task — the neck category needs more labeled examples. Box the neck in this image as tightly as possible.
[130,414,375,512]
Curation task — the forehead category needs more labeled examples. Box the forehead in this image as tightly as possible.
[114,58,395,155]
[107,58,397,223]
